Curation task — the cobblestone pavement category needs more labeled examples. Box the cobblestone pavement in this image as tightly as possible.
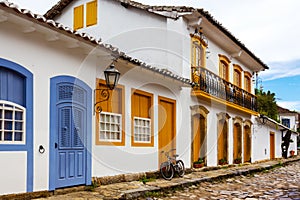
[33,158,300,200]
[143,161,300,200]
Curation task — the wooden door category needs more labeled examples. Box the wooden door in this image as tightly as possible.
[192,114,206,163]
[218,120,228,162]
[270,132,275,159]
[243,125,251,162]
[233,123,242,161]
[158,96,176,165]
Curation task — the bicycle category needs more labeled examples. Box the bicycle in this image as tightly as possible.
[160,149,185,180]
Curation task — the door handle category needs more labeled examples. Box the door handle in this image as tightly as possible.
[55,142,58,149]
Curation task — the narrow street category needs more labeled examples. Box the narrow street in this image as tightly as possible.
[143,161,300,200]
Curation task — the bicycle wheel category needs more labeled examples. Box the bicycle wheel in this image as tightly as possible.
[176,160,185,177]
[160,161,174,180]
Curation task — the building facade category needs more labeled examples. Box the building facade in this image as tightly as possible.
[0,0,298,196]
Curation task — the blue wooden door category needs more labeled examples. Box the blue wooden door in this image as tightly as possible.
[52,80,89,189]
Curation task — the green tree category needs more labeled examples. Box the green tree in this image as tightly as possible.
[256,89,278,121]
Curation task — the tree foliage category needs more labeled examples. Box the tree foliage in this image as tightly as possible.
[256,89,278,121]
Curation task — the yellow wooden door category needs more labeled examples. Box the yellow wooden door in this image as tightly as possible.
[233,123,242,161]
[243,126,251,162]
[270,133,275,159]
[158,97,176,165]
[192,114,201,162]
[218,120,228,162]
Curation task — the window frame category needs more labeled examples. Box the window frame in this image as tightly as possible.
[0,100,26,144]
[244,71,252,93]
[95,79,125,146]
[218,54,230,81]
[131,89,154,147]
[191,36,207,68]
[233,64,243,87]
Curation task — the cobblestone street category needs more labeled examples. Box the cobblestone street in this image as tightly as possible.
[144,161,300,200]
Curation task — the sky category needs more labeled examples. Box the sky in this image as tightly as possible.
[9,0,300,111]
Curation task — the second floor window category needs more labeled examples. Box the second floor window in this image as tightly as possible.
[233,64,242,87]
[219,55,230,81]
[191,37,206,68]
[244,72,252,93]
[282,118,290,128]
[74,0,97,31]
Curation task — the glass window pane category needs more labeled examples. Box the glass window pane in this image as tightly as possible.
[15,132,23,141]
[4,132,12,141]
[4,110,13,119]
[15,111,23,120]
[4,121,13,130]
[0,120,2,129]
[15,122,23,131]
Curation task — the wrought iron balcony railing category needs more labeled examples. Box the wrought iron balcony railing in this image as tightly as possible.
[192,67,257,112]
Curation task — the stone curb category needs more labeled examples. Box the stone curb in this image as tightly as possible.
[119,156,300,200]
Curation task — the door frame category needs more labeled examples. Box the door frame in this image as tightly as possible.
[49,76,92,190]
[158,96,176,166]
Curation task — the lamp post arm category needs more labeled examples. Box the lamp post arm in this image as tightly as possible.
[94,88,110,113]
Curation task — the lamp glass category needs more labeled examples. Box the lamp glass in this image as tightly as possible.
[104,64,120,90]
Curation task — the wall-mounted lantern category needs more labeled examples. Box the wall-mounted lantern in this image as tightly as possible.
[94,63,120,113]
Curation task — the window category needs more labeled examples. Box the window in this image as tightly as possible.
[95,79,125,146]
[74,5,84,30]
[73,1,97,31]
[191,37,206,68]
[219,55,230,81]
[244,71,252,92]
[0,101,25,144]
[131,89,153,146]
[99,112,122,142]
[282,118,290,128]
[133,117,151,143]
[86,0,97,27]
[233,64,242,87]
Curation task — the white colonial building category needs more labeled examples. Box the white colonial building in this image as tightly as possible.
[0,0,298,196]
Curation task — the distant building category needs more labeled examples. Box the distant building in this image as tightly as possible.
[277,106,299,132]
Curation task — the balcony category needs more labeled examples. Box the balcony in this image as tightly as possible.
[191,67,257,112]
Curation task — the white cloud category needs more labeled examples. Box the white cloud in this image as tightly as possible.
[277,101,300,112]
[260,60,300,81]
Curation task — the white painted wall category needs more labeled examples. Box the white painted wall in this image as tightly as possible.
[0,152,27,195]
[280,115,297,131]
[252,119,283,162]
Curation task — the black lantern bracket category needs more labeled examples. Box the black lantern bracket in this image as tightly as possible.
[259,114,267,124]
[94,63,120,114]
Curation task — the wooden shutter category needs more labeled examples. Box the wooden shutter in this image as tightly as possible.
[59,107,71,148]
[86,0,97,27]
[74,5,84,30]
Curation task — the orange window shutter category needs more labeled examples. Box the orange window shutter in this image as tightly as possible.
[86,0,97,27]
[74,5,84,30]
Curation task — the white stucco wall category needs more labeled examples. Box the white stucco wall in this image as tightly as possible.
[252,119,282,162]
[0,152,27,195]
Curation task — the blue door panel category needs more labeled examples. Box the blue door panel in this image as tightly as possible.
[50,76,92,190]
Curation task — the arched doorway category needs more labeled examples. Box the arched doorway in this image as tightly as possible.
[233,123,242,163]
[243,121,252,162]
[191,106,209,166]
[217,113,230,165]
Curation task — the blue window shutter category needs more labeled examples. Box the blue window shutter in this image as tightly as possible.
[59,107,71,148]
[73,108,84,147]
[0,67,25,106]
